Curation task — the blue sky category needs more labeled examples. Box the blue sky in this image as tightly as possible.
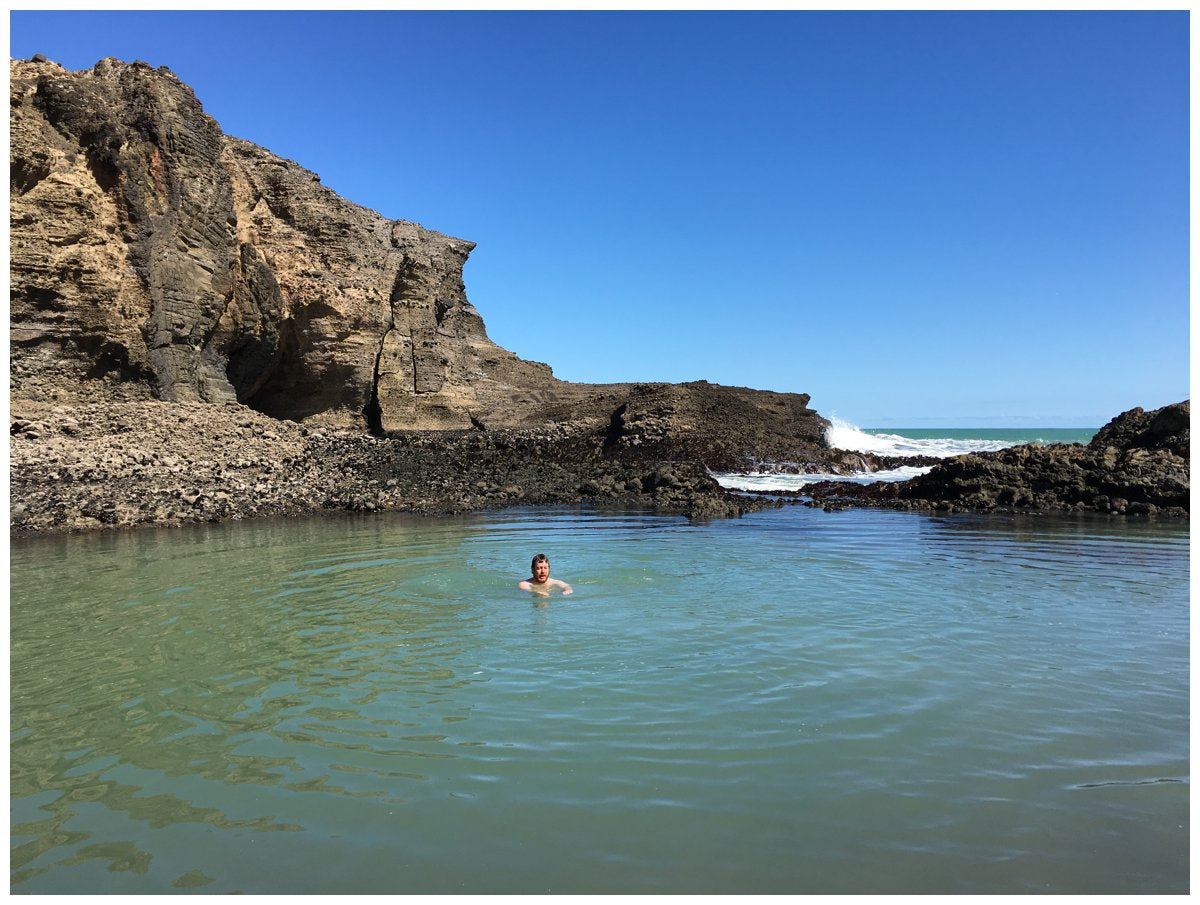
[10,10,1190,426]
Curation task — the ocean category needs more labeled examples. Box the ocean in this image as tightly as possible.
[10,431,1189,894]
[714,420,1100,491]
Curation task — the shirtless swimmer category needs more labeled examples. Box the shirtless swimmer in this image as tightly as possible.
[518,553,573,596]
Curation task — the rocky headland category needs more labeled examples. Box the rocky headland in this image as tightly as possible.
[9,56,1189,534]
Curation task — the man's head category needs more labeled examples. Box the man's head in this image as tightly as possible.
[530,553,550,583]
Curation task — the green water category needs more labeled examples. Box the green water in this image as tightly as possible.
[867,427,1098,445]
[10,506,1189,893]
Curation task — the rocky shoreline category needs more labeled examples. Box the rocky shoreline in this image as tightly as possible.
[10,399,1189,536]
[9,399,785,535]
[792,401,1190,519]
[7,57,1189,536]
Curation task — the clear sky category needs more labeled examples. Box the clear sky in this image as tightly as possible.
[9,10,1190,426]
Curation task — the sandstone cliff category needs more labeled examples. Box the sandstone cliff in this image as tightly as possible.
[10,55,828,452]
[11,56,559,430]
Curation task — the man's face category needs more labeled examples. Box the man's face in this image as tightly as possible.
[532,560,550,583]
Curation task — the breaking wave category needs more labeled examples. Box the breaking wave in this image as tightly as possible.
[712,419,1027,493]
[823,418,1017,458]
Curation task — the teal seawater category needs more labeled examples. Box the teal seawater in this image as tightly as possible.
[10,506,1188,894]
[867,427,1098,445]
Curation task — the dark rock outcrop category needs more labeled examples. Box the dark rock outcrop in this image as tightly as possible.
[9,399,778,534]
[805,401,1190,517]
[1088,402,1189,459]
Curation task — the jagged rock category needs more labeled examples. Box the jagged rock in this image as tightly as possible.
[805,401,1190,517]
[9,398,792,534]
[10,56,556,429]
[1088,400,1189,459]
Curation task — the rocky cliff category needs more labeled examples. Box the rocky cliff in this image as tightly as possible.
[10,55,828,453]
[13,55,1184,535]
[11,56,561,429]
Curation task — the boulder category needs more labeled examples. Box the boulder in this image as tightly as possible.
[1088,401,1189,458]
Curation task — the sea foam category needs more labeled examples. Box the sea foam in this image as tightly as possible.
[715,466,931,493]
[823,418,1015,458]
[712,418,1020,493]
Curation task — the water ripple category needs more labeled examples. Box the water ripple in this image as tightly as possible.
[10,507,1188,894]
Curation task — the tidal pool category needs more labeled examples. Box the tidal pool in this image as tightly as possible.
[10,505,1189,893]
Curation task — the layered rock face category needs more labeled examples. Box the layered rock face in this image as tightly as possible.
[10,55,830,454]
[9,57,582,429]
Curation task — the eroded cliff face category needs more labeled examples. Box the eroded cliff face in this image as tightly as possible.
[10,55,828,451]
[217,135,559,430]
[10,56,559,430]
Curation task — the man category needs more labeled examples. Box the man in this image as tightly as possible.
[518,553,573,596]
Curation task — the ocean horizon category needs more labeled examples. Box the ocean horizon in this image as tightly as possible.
[864,426,1098,445]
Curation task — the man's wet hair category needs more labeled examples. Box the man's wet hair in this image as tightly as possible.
[531,553,549,569]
